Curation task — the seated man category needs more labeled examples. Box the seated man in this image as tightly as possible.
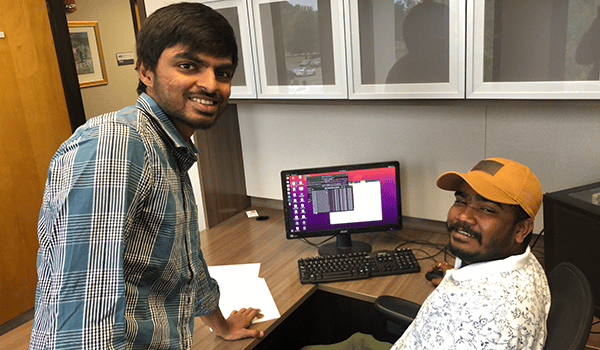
[391,157,550,349]
[304,158,550,350]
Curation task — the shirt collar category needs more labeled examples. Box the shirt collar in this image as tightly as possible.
[136,93,200,154]
[448,246,531,281]
[136,93,200,173]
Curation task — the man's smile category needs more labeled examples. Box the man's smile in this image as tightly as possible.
[189,96,216,106]
[448,222,482,244]
[457,228,475,238]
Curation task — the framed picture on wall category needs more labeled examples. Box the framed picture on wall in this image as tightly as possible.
[68,21,108,88]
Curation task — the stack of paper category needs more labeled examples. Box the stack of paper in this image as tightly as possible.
[208,263,280,323]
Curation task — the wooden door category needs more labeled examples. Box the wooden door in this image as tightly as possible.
[0,0,74,325]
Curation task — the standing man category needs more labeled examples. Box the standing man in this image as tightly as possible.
[392,157,551,349]
[30,3,263,349]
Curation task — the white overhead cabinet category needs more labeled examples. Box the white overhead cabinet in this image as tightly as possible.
[145,0,600,100]
[467,0,600,99]
[346,0,465,99]
[250,0,348,99]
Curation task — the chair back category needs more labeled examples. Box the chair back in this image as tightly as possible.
[544,262,594,350]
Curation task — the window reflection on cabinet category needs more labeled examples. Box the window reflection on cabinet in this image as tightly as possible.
[347,0,465,99]
[202,0,258,99]
[251,0,348,98]
[469,0,600,99]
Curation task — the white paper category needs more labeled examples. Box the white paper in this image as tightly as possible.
[208,264,280,323]
[208,263,261,281]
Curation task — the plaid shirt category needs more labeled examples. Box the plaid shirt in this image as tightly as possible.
[30,94,220,349]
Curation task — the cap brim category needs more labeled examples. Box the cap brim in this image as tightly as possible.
[436,171,467,191]
[436,171,519,206]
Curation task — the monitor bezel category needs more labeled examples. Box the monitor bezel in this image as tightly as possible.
[280,161,403,241]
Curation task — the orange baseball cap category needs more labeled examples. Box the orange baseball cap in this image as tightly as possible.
[436,158,542,218]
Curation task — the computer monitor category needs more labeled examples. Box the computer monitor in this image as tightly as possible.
[281,161,402,256]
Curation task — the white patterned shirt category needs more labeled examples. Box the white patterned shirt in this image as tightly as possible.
[391,246,550,350]
[30,94,219,349]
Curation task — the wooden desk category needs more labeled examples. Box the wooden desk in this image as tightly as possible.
[192,206,451,350]
[0,206,451,349]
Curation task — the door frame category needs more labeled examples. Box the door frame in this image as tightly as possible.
[46,0,87,132]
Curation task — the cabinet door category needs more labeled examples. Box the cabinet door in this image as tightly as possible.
[346,0,465,99]
[468,0,600,99]
[201,0,258,99]
[144,0,258,99]
[250,0,348,99]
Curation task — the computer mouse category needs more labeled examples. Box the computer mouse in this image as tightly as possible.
[425,269,444,281]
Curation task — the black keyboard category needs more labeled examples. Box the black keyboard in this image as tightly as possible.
[297,248,420,284]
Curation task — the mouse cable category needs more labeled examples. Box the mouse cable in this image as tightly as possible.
[408,244,455,267]
[530,229,544,249]
[589,319,600,335]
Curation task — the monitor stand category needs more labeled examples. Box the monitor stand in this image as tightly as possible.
[318,233,372,256]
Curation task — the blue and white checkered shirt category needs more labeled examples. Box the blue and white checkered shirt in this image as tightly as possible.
[30,93,220,349]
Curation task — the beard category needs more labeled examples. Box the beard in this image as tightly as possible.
[447,221,514,264]
[447,221,483,263]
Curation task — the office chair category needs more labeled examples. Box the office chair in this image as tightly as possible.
[544,262,594,350]
[374,262,594,350]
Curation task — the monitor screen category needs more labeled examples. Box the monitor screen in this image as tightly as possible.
[281,161,402,256]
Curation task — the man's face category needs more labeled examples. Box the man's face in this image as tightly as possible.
[139,44,235,139]
[446,182,526,264]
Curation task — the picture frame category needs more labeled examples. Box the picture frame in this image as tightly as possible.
[68,21,108,88]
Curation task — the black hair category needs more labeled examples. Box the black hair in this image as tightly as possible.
[135,2,238,94]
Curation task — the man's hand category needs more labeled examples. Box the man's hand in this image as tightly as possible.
[221,308,265,340]
[426,261,452,286]
[201,307,264,341]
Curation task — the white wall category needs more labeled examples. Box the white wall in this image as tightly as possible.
[237,100,600,231]
[189,161,207,232]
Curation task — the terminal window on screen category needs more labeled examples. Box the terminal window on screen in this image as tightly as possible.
[306,174,383,226]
